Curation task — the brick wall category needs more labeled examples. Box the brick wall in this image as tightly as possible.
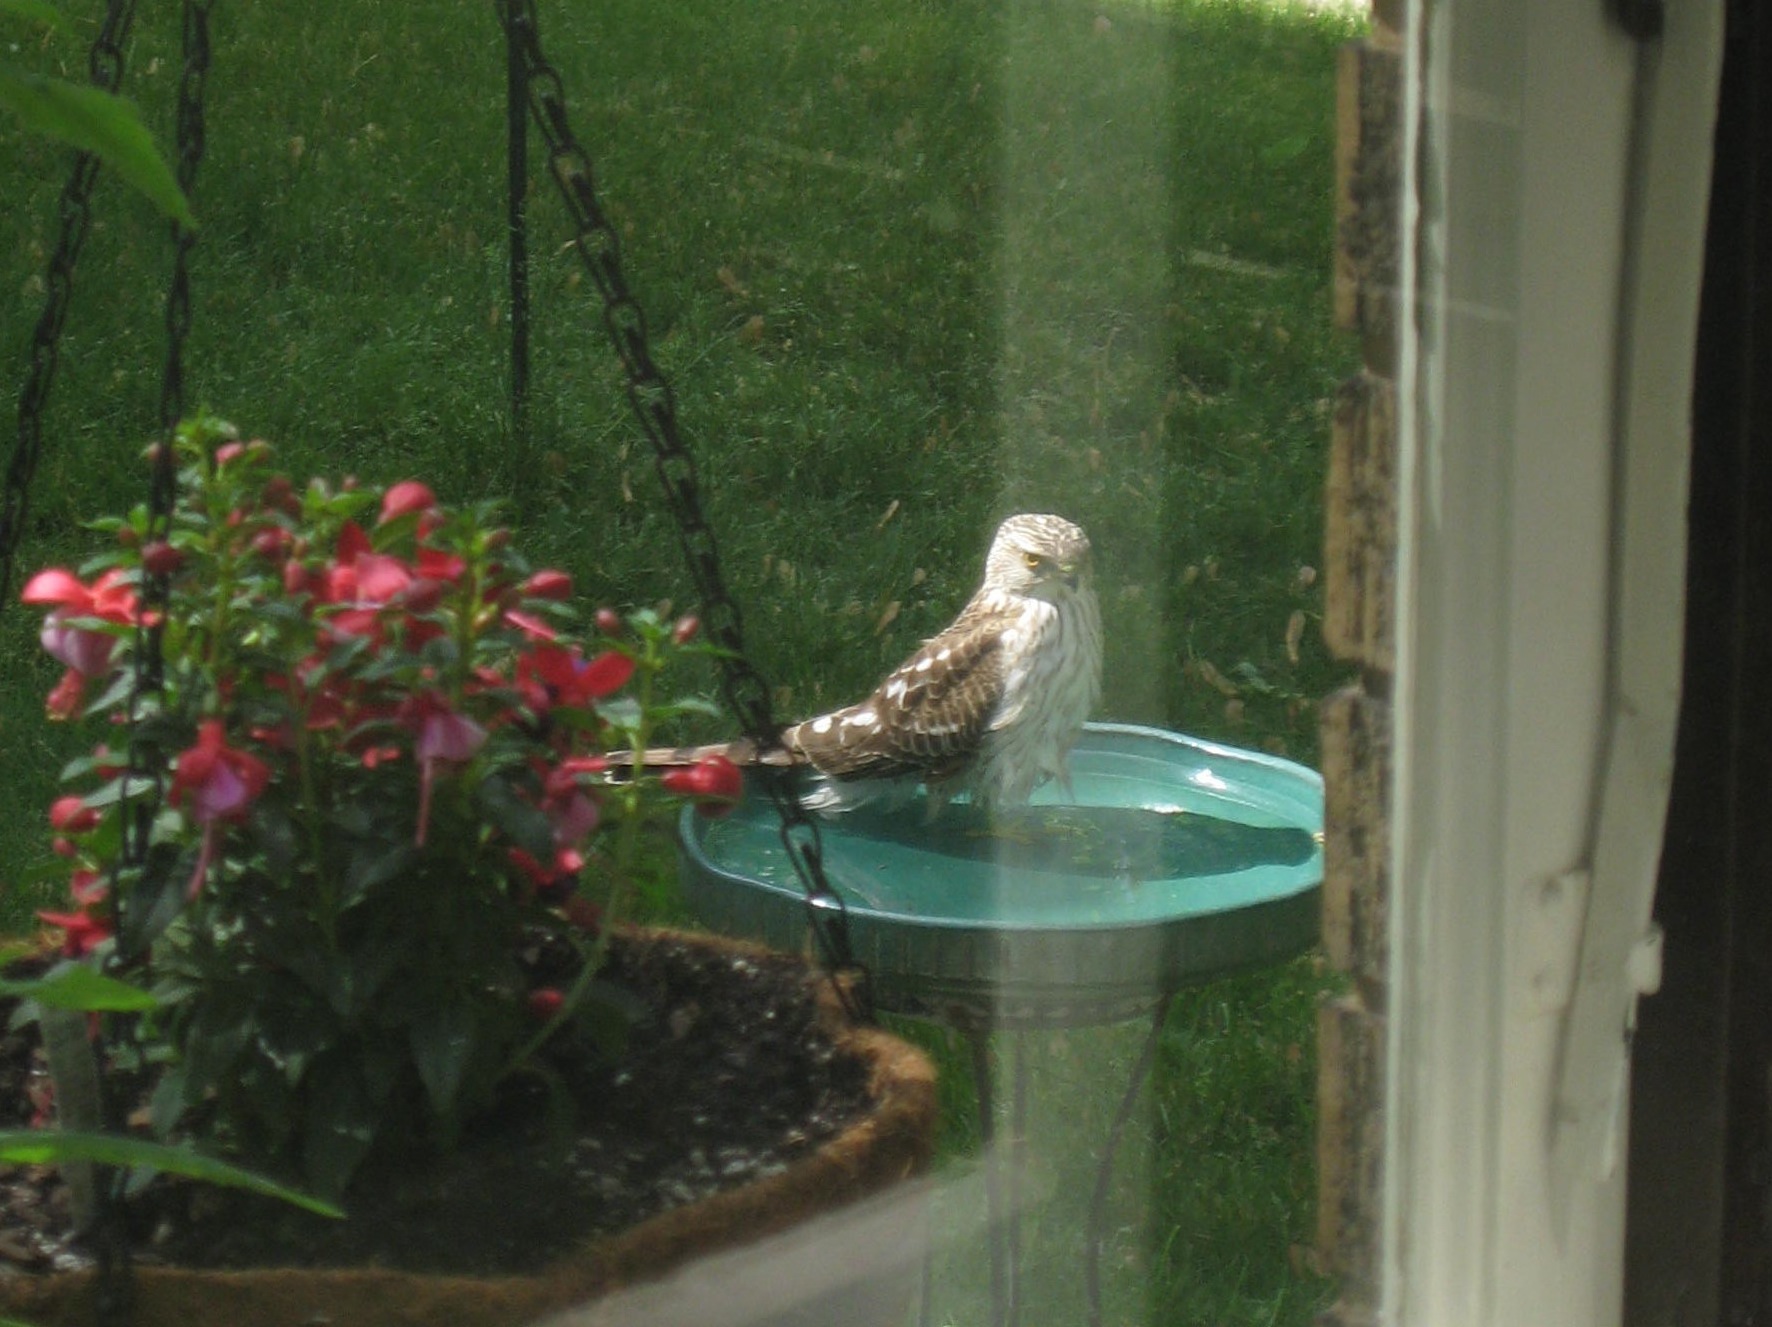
[1315,9,1400,1325]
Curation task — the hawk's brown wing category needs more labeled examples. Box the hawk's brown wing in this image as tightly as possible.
[780,606,1012,784]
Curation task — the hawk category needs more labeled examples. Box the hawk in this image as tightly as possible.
[639,514,1102,817]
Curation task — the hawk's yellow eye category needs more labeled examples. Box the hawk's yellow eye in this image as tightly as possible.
[1022,551,1043,570]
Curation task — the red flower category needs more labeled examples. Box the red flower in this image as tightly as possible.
[415,547,466,583]
[141,540,183,576]
[170,720,272,900]
[516,645,635,714]
[661,754,744,816]
[22,568,140,719]
[38,869,113,957]
[525,988,565,1021]
[37,909,112,958]
[522,569,572,600]
[398,693,488,846]
[503,609,558,641]
[171,720,271,824]
[379,480,437,525]
[68,869,107,906]
[49,796,100,835]
[44,671,86,721]
[538,760,601,847]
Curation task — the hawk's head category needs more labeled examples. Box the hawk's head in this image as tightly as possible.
[981,513,1094,602]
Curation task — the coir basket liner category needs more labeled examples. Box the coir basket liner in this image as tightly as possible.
[0,929,938,1327]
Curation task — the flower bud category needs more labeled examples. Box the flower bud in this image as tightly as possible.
[402,578,445,614]
[378,480,437,525]
[526,988,566,1021]
[595,607,622,636]
[672,613,701,645]
[141,540,183,576]
[214,441,246,466]
[49,796,100,834]
[523,569,572,601]
[660,753,744,816]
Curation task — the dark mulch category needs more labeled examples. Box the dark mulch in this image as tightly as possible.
[0,931,873,1278]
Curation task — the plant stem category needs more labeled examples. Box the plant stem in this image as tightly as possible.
[499,627,659,1078]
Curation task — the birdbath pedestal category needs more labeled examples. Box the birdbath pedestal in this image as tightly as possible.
[678,722,1325,1327]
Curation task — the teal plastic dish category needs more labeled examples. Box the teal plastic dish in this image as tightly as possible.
[677,723,1324,1026]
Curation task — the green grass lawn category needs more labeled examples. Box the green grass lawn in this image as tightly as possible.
[2,0,1362,1321]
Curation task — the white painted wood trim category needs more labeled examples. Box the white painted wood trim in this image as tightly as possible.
[1384,1,1721,1324]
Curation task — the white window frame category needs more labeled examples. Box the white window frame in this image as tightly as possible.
[1385,1,1723,1324]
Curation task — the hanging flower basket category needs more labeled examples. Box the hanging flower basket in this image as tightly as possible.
[0,927,937,1327]
[1,420,937,1325]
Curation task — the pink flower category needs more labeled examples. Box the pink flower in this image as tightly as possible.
[400,694,488,846]
[170,720,272,900]
[172,720,272,824]
[44,670,86,721]
[379,480,437,525]
[68,869,107,906]
[515,645,635,714]
[22,568,140,718]
[37,908,112,958]
[37,868,113,957]
[140,540,183,576]
[522,569,572,600]
[504,608,558,641]
[661,754,744,817]
[539,763,601,848]
[49,796,100,835]
[354,553,413,603]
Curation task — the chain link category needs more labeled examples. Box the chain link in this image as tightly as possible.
[498,0,871,1020]
[119,0,213,884]
[0,0,142,614]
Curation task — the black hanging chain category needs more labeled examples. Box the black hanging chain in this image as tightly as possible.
[118,0,210,889]
[0,0,142,615]
[158,0,211,441]
[103,9,214,1326]
[498,0,872,1022]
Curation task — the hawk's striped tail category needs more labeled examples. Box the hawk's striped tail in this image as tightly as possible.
[600,737,801,772]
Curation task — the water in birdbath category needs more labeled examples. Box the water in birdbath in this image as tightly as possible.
[687,724,1322,932]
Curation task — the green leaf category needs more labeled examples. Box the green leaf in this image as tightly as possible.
[0,0,71,32]
[596,695,643,733]
[117,842,189,954]
[78,772,158,809]
[475,773,555,860]
[340,839,420,909]
[409,1000,476,1115]
[183,992,250,1092]
[577,981,643,1062]
[0,1131,343,1218]
[0,962,157,1012]
[301,1057,376,1199]
[0,72,195,227]
[650,696,725,722]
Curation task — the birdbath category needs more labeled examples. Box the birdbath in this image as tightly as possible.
[677,722,1324,1327]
